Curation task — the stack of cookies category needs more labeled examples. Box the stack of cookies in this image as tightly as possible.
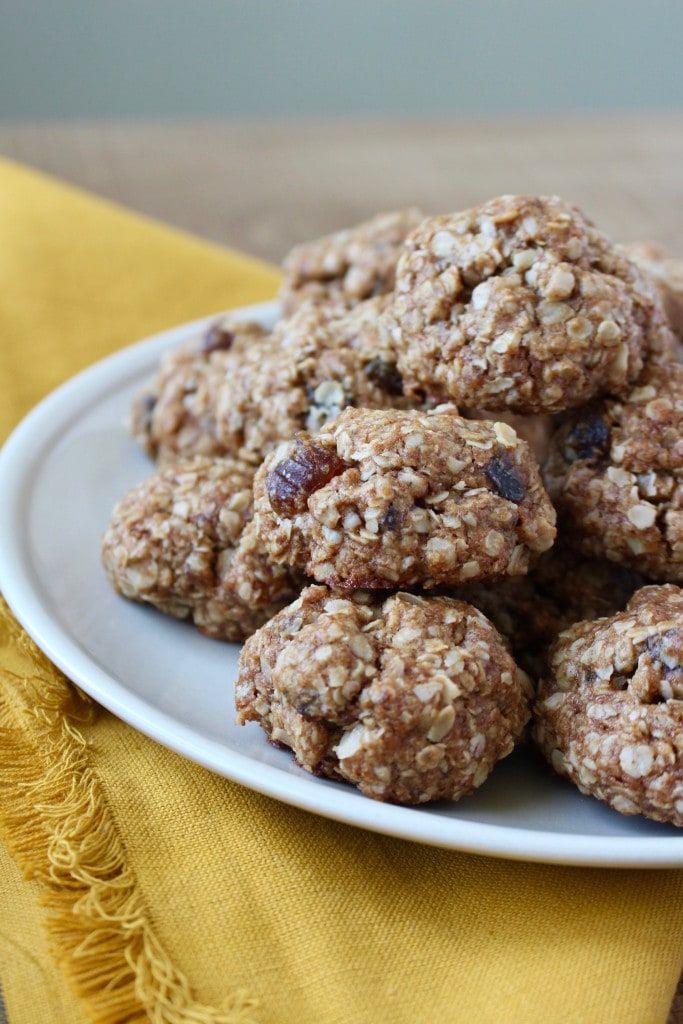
[102,196,683,824]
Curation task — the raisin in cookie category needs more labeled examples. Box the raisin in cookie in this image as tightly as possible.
[253,405,556,589]
[279,208,423,315]
[388,195,675,413]
[237,585,532,804]
[131,316,270,462]
[456,545,647,677]
[544,361,683,582]
[102,456,298,640]
[534,585,683,828]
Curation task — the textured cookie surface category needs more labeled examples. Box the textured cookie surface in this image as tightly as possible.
[253,405,556,589]
[132,298,415,465]
[534,585,683,827]
[389,195,674,413]
[544,361,683,581]
[102,456,298,640]
[237,585,531,804]
[463,407,554,465]
[279,208,423,315]
[130,316,269,462]
[621,241,683,349]
[215,296,416,459]
[456,545,647,677]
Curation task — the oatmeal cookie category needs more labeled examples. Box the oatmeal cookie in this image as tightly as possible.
[253,405,556,589]
[130,316,270,461]
[533,585,683,827]
[215,296,416,457]
[456,545,647,677]
[621,241,683,346]
[132,297,415,465]
[236,585,532,804]
[102,456,298,640]
[544,361,683,581]
[388,195,675,413]
[280,208,424,315]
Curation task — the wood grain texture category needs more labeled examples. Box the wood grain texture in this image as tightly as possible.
[0,116,681,1023]
[1,116,683,265]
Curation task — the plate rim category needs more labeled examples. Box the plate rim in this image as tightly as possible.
[1,300,682,868]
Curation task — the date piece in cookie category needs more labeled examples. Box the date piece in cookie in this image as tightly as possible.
[237,585,532,804]
[279,208,424,315]
[389,195,675,413]
[544,362,683,582]
[102,456,298,640]
[534,585,683,828]
[253,405,556,589]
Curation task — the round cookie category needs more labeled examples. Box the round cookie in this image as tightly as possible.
[620,241,683,350]
[130,316,270,462]
[102,456,298,640]
[132,297,416,465]
[236,585,532,804]
[388,194,675,413]
[456,545,648,677]
[215,295,417,457]
[253,405,556,589]
[279,208,424,315]
[544,361,683,582]
[534,585,683,828]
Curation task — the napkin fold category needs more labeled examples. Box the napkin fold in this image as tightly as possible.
[0,157,681,1024]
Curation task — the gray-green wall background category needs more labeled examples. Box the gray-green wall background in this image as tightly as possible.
[1,0,682,120]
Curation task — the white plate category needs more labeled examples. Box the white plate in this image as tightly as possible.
[1,301,682,868]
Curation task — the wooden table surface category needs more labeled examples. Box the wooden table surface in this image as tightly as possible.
[2,115,683,264]
[1,115,682,1023]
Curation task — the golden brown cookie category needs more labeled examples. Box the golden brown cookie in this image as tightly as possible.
[455,545,648,677]
[102,456,298,640]
[130,316,269,462]
[544,362,683,582]
[534,584,683,827]
[237,585,531,804]
[388,195,674,413]
[620,241,683,350]
[253,405,556,589]
[131,298,417,465]
[279,208,424,314]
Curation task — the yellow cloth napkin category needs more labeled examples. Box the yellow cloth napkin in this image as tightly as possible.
[0,158,682,1024]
